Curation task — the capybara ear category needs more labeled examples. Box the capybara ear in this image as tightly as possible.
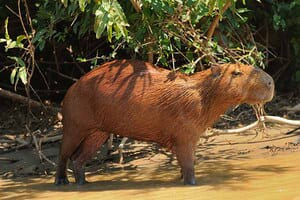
[210,64,221,78]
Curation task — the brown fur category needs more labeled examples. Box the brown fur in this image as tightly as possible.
[55,59,274,185]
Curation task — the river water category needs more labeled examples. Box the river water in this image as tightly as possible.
[1,150,300,200]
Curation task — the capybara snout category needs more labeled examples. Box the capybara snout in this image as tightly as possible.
[55,60,275,186]
[252,67,275,103]
[239,65,275,104]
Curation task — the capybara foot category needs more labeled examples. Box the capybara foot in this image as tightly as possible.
[77,179,89,185]
[184,176,196,185]
[55,177,70,185]
[73,164,87,185]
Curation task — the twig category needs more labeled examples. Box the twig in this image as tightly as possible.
[32,131,57,167]
[261,116,300,126]
[130,0,142,13]
[45,68,78,82]
[40,135,62,143]
[202,115,300,139]
[206,0,232,40]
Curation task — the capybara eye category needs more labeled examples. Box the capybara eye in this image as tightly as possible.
[232,71,242,76]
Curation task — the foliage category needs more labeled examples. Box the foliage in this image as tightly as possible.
[271,0,300,82]
[0,17,27,89]
[0,0,299,95]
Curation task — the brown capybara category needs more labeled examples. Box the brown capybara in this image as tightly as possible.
[55,59,274,185]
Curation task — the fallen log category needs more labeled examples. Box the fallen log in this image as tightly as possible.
[0,87,60,112]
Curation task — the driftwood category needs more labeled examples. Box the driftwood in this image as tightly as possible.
[204,115,300,139]
[0,87,44,108]
[107,134,128,164]
[280,104,300,112]
[0,87,60,113]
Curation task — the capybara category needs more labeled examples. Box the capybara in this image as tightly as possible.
[55,59,274,185]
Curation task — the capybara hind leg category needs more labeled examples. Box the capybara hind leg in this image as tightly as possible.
[55,156,69,185]
[71,131,109,185]
[55,129,84,185]
[175,144,196,185]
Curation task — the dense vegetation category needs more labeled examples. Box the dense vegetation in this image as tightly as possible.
[0,0,299,102]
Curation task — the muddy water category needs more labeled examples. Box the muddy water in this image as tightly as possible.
[1,151,300,200]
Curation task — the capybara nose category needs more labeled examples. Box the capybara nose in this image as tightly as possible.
[263,73,275,102]
[267,75,274,89]
[268,81,272,86]
[261,71,274,88]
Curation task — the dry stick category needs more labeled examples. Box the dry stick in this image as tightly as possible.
[0,87,43,108]
[0,87,60,112]
[261,116,300,126]
[32,131,57,167]
[280,104,300,112]
[45,67,78,82]
[40,135,62,143]
[18,0,36,137]
[206,0,232,40]
[130,0,142,13]
[204,115,300,139]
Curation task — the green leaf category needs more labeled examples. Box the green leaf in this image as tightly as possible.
[8,56,26,67]
[208,0,216,14]
[79,0,87,11]
[107,23,113,42]
[38,40,46,51]
[95,12,109,39]
[173,36,181,49]
[61,0,68,7]
[32,29,47,44]
[112,0,127,22]
[19,66,28,85]
[10,68,17,85]
[16,35,27,44]
[5,40,16,51]
[4,17,10,40]
[76,57,87,62]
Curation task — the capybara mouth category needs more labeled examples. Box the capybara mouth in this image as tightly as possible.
[255,73,275,104]
[251,90,274,104]
[261,89,274,103]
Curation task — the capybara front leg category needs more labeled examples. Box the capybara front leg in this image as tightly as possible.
[71,130,109,185]
[175,144,196,185]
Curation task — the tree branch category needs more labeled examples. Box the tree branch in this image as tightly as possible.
[206,0,232,40]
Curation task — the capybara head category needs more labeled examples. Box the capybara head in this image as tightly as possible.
[208,63,274,105]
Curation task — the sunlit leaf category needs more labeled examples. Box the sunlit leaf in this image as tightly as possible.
[19,66,28,85]
[107,23,113,42]
[10,68,17,85]
[8,56,26,67]
[76,57,87,62]
[16,35,27,44]
[4,17,10,40]
[95,12,109,39]
[61,0,68,7]
[79,0,87,11]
